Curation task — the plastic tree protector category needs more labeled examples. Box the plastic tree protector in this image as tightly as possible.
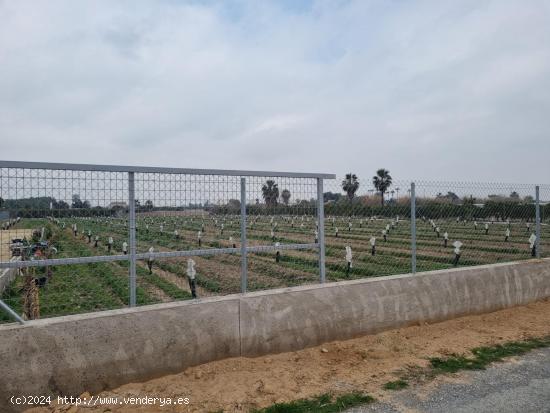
[187,259,196,280]
[453,240,463,255]
[345,246,353,268]
[529,234,537,249]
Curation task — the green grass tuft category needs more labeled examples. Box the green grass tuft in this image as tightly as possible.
[253,392,374,413]
[383,379,409,390]
[429,336,550,374]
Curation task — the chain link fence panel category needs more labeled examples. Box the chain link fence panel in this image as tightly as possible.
[0,163,330,323]
[413,181,546,271]
[322,177,413,280]
[1,162,549,324]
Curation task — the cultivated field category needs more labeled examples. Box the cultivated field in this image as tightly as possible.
[1,212,549,323]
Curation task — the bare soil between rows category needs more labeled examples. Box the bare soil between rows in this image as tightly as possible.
[26,298,550,413]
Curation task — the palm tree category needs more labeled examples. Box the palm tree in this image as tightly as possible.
[341,173,360,203]
[281,189,291,206]
[262,180,279,207]
[372,169,392,206]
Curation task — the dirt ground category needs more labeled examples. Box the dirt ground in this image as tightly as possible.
[27,299,550,413]
[0,229,33,261]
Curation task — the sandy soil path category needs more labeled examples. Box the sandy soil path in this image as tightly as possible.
[26,298,550,413]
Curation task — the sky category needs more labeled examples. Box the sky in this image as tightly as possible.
[1,0,549,185]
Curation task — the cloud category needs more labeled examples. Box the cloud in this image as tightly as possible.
[0,0,549,186]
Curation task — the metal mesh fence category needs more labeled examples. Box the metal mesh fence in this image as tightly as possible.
[539,185,550,259]
[1,162,549,325]
[323,178,413,280]
[0,168,129,260]
[133,173,245,298]
[413,181,546,271]
[321,178,549,280]
[0,162,329,323]
[245,176,319,292]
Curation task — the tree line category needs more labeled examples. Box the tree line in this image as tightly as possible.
[1,169,547,221]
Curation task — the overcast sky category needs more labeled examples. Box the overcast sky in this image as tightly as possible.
[1,0,549,184]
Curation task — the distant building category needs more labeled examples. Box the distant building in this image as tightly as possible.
[0,211,9,220]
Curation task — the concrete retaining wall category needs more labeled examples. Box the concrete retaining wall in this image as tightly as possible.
[239,259,550,356]
[0,299,241,412]
[1,259,550,412]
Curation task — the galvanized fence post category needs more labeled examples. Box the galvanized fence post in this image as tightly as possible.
[0,298,25,324]
[240,177,248,293]
[317,178,326,283]
[128,172,137,306]
[535,185,541,259]
[411,182,417,273]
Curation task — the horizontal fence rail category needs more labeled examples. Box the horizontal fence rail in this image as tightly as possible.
[0,161,334,179]
[1,160,549,325]
[0,243,321,269]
